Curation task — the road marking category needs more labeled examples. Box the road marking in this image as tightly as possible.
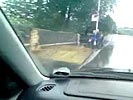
[78,41,110,69]
[24,42,76,47]
[78,49,101,69]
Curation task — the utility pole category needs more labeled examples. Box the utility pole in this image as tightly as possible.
[96,0,101,30]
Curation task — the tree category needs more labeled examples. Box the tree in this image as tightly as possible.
[3,0,35,26]
[99,15,117,33]
[3,0,117,32]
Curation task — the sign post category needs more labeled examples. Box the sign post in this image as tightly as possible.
[96,0,101,30]
[91,0,101,30]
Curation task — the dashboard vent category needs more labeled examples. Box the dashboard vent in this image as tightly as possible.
[41,84,55,92]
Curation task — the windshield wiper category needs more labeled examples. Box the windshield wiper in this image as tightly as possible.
[51,67,133,81]
[51,67,71,78]
[70,70,133,81]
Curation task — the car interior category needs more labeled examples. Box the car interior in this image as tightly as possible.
[1,3,133,100]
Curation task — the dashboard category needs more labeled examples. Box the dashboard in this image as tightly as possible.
[18,78,133,100]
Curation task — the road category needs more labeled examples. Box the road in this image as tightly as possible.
[33,45,92,74]
[80,34,133,71]
[35,34,133,74]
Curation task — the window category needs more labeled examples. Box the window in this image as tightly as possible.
[1,0,133,78]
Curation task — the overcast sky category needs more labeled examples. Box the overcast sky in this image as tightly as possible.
[111,0,133,28]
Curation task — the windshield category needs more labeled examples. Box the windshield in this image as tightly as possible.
[1,0,133,76]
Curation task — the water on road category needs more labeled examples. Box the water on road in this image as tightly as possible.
[80,34,133,71]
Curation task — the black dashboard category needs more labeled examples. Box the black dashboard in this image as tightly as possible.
[18,78,133,100]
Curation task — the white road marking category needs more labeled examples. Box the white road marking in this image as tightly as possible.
[78,41,110,69]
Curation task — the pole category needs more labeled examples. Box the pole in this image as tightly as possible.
[96,0,101,30]
[77,33,80,46]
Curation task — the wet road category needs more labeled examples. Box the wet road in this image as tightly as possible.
[39,34,133,74]
[80,34,133,71]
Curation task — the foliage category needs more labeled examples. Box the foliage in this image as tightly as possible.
[99,15,117,33]
[3,0,117,33]
[118,28,133,36]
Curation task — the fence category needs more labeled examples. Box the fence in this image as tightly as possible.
[38,29,77,45]
[15,27,79,46]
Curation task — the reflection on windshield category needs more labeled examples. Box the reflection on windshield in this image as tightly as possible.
[1,0,133,75]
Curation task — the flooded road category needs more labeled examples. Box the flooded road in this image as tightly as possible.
[80,34,133,71]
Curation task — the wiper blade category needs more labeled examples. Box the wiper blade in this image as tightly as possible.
[70,71,133,81]
[51,67,133,81]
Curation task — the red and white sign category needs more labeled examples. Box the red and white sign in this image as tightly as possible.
[91,13,99,22]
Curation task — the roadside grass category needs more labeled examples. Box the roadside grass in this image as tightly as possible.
[33,45,92,64]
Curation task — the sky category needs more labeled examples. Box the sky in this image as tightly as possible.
[0,0,133,28]
[111,0,133,28]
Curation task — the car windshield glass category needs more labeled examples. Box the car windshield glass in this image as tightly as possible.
[1,0,133,77]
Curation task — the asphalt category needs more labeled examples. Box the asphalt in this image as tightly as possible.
[36,34,133,74]
[80,34,133,71]
[34,45,92,74]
